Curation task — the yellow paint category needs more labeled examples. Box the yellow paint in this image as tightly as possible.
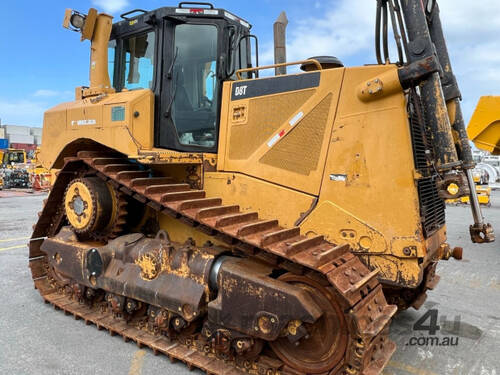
[64,181,94,230]
[135,252,160,280]
[42,58,451,290]
[0,237,30,243]
[38,89,154,169]
[128,350,146,375]
[468,96,500,155]
[204,172,315,228]
[220,69,344,195]
[0,244,26,252]
[387,361,439,375]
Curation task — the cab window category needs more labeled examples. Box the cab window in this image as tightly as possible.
[108,39,116,87]
[120,31,156,90]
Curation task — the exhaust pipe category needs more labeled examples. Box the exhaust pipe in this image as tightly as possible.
[273,11,288,75]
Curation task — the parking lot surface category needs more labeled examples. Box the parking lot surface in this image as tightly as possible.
[1,192,499,375]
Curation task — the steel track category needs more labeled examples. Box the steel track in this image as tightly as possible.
[30,151,397,375]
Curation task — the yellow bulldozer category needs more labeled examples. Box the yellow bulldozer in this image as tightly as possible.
[468,96,500,155]
[30,2,495,374]
[0,148,26,166]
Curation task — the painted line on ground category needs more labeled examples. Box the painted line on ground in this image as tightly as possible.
[128,350,146,375]
[0,244,26,252]
[0,236,30,243]
[387,361,439,375]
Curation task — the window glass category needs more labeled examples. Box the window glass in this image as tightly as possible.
[172,24,218,148]
[122,31,155,90]
[108,40,116,87]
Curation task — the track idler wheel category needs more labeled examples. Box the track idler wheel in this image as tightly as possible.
[64,177,126,241]
[269,274,348,374]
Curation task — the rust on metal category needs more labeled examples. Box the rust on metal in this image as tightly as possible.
[29,151,398,375]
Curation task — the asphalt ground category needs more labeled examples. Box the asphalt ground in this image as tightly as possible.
[0,191,499,375]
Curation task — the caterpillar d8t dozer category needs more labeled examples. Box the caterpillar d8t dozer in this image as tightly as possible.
[30,1,495,374]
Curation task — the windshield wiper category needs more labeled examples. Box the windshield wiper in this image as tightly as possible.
[167,47,178,80]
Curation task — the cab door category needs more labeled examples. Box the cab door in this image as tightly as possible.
[156,21,221,152]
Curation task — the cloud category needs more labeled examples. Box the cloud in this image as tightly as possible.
[33,89,60,97]
[0,98,46,126]
[91,0,130,14]
[274,0,500,123]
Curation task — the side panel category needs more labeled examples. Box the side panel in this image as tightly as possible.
[300,65,428,287]
[219,69,345,195]
[204,172,316,229]
[39,90,154,169]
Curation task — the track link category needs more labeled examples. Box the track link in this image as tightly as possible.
[30,151,397,375]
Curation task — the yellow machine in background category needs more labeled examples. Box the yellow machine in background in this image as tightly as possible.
[29,3,495,375]
[0,148,26,167]
[446,184,491,207]
[468,96,500,155]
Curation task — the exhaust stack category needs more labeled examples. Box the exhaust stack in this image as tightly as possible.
[273,11,288,75]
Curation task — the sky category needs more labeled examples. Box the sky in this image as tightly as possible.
[1,0,500,127]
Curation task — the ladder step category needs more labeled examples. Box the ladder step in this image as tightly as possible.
[116,170,150,180]
[237,220,279,237]
[178,198,222,211]
[261,228,300,247]
[196,205,240,220]
[161,190,205,203]
[103,164,140,173]
[130,177,175,188]
[286,235,324,257]
[144,184,191,195]
[215,212,258,228]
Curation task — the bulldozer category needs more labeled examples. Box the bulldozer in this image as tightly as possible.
[30,1,495,374]
[468,96,500,155]
[0,148,26,167]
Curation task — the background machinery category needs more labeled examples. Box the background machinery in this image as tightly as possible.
[29,1,495,374]
[468,96,500,156]
[0,148,30,189]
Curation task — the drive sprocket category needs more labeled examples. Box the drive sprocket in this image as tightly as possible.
[64,176,127,241]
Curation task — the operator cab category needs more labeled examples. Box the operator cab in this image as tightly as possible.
[107,3,254,152]
[2,149,26,166]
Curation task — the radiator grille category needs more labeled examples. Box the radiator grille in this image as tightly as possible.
[409,92,446,238]
[408,93,432,173]
[417,176,446,237]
